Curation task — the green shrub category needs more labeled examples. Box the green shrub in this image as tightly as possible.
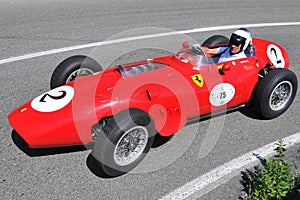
[285,172,300,199]
[241,139,298,200]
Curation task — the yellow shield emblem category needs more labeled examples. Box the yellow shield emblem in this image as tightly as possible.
[191,74,204,88]
[217,64,224,69]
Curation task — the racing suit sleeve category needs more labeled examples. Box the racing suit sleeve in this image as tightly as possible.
[217,46,228,54]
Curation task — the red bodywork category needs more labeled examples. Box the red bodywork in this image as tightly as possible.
[8,38,290,148]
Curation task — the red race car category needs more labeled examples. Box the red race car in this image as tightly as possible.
[8,33,297,176]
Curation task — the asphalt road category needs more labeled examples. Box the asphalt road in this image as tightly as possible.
[1,0,300,199]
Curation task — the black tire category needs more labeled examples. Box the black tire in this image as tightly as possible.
[254,68,297,119]
[201,35,229,48]
[91,109,156,177]
[50,55,102,89]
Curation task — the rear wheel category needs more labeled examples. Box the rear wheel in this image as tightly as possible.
[201,35,229,63]
[91,109,155,177]
[254,68,297,119]
[201,35,229,48]
[50,55,102,89]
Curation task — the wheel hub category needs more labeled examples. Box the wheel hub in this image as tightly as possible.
[269,81,292,111]
[66,68,94,83]
[114,126,148,166]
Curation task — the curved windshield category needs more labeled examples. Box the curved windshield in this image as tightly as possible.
[175,45,210,68]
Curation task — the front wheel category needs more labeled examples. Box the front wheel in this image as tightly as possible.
[254,68,297,119]
[50,55,102,89]
[91,109,155,177]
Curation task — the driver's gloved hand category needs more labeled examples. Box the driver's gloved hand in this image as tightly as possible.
[192,44,202,54]
[192,43,201,50]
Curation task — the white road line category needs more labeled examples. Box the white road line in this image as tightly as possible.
[160,132,300,200]
[1,22,300,65]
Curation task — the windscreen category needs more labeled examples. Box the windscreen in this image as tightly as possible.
[175,45,211,67]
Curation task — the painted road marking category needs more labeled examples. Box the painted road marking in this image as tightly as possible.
[1,22,300,65]
[160,132,300,200]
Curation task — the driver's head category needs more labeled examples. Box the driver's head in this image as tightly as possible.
[229,28,252,54]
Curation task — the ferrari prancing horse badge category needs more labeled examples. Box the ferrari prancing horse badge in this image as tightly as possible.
[191,74,204,88]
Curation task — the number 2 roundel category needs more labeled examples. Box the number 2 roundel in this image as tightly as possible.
[267,44,285,68]
[31,86,74,112]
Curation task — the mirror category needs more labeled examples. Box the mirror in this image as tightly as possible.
[222,64,231,71]
[182,41,189,48]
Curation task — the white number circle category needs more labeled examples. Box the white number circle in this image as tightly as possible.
[31,86,74,112]
[267,44,285,68]
[209,83,235,106]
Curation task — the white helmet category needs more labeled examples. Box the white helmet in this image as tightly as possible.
[229,28,252,52]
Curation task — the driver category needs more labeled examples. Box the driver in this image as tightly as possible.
[194,28,253,63]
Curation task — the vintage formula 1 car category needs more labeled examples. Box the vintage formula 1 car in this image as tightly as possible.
[8,33,297,176]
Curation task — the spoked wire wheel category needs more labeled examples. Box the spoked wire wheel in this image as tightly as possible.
[50,55,102,89]
[269,81,293,111]
[254,68,297,119]
[113,126,148,166]
[66,68,95,83]
[91,109,155,177]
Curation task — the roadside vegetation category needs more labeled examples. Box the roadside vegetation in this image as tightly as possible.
[240,139,300,200]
